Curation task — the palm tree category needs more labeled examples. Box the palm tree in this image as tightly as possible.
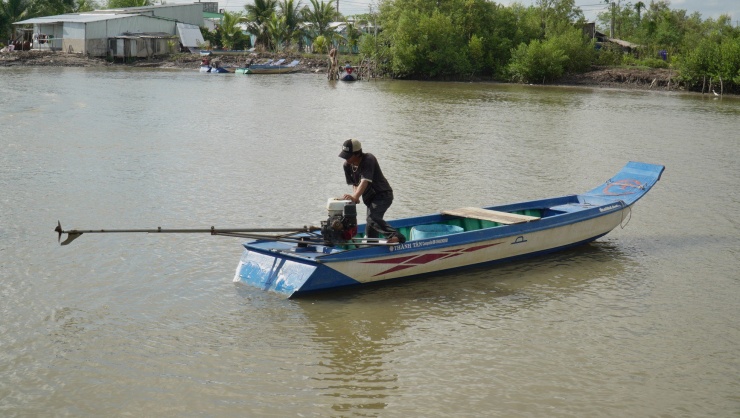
[244,0,277,49]
[74,0,99,12]
[1,0,33,41]
[343,20,361,52]
[302,0,336,40]
[634,1,645,22]
[220,11,244,50]
[266,13,287,51]
[0,5,9,42]
[278,0,302,49]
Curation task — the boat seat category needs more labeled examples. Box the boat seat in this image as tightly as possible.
[442,207,540,225]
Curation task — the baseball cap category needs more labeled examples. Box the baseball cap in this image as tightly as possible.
[339,138,362,159]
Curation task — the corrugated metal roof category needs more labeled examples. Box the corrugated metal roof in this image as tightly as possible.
[113,31,175,38]
[14,13,131,24]
[14,4,203,25]
[607,38,640,49]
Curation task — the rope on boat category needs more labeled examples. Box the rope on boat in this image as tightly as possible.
[620,206,632,229]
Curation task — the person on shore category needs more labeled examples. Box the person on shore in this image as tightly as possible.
[339,139,406,244]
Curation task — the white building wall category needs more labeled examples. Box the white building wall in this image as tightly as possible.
[150,4,204,27]
[104,16,177,37]
[85,20,110,39]
[60,22,84,53]
[64,22,85,39]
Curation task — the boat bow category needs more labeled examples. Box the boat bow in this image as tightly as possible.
[584,161,664,206]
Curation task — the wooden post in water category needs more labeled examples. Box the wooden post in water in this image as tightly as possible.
[328,47,338,80]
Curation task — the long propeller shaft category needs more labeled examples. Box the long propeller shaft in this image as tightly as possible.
[55,221,319,245]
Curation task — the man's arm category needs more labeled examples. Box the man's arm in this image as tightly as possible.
[344,179,369,204]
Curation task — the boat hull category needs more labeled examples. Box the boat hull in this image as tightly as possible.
[340,70,357,81]
[200,65,230,73]
[233,161,664,297]
[235,60,300,74]
[235,67,298,74]
[235,205,625,297]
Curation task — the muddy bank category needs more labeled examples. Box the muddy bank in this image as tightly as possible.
[0,50,330,73]
[1,50,688,93]
[556,66,680,91]
[0,50,112,67]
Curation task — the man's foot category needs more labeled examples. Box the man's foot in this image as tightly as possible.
[387,236,400,244]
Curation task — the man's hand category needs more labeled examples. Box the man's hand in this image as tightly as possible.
[343,194,359,204]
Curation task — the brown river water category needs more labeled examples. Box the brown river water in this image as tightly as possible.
[1,68,739,416]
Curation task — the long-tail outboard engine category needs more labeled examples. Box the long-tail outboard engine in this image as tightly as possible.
[321,198,358,246]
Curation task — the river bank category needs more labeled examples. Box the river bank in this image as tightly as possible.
[0,50,685,93]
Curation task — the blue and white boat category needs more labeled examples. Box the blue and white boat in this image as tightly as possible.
[199,58,231,73]
[199,65,231,73]
[233,162,664,297]
[55,162,664,299]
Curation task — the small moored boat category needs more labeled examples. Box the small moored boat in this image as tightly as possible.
[199,57,232,73]
[199,65,231,73]
[233,162,664,297]
[339,65,358,81]
[235,59,300,74]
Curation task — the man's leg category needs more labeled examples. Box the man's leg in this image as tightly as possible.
[366,198,406,243]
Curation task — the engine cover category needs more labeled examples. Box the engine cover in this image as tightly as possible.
[321,199,357,245]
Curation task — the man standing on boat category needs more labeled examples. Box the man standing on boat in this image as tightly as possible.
[339,139,406,244]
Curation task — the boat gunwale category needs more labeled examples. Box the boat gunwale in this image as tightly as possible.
[315,199,627,263]
[241,195,627,263]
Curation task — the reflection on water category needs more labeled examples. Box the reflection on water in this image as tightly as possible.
[1,68,738,416]
[271,243,635,415]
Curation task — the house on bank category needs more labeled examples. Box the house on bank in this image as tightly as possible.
[12,3,213,58]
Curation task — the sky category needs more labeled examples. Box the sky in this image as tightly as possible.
[201,0,738,24]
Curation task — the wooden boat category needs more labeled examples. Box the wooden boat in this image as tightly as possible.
[235,59,300,74]
[339,65,358,81]
[233,162,664,297]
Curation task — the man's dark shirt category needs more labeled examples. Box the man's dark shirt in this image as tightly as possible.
[343,153,393,205]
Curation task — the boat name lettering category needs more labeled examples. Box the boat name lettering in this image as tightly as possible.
[599,204,621,212]
[389,238,449,252]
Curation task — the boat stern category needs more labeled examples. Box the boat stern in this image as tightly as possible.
[233,247,361,297]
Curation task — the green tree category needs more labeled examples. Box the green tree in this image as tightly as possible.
[75,0,99,12]
[200,25,220,49]
[1,0,33,40]
[34,0,76,16]
[312,33,328,53]
[302,0,336,41]
[219,11,248,50]
[245,0,277,49]
[634,1,645,22]
[388,9,469,78]
[266,13,287,51]
[278,0,303,49]
[106,0,151,8]
[675,19,740,92]
[342,20,360,51]
[468,34,485,76]
[550,26,596,73]
[508,37,568,83]
[535,0,584,37]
